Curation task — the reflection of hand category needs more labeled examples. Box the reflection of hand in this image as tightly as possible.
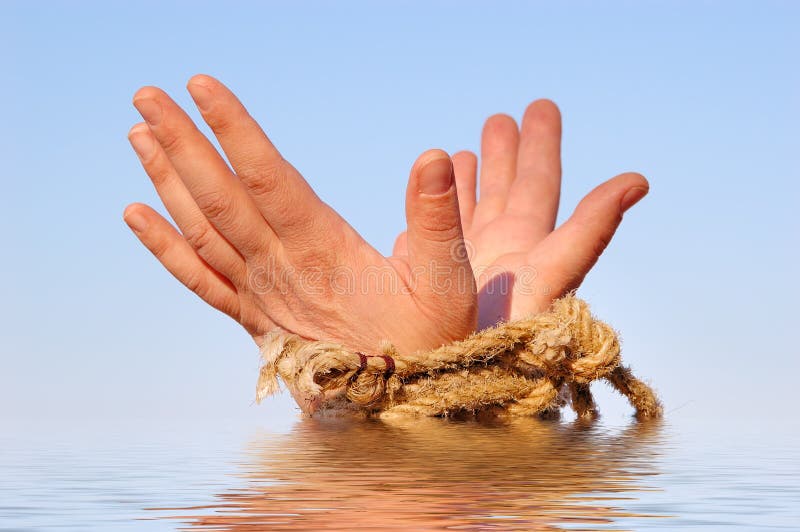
[395,100,649,327]
[123,75,476,354]
[163,418,664,529]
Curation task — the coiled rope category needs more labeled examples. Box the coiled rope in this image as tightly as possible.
[256,295,661,419]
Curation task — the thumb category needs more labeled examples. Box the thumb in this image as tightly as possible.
[537,172,649,293]
[405,149,476,312]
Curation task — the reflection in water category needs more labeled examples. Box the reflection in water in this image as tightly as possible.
[154,416,668,530]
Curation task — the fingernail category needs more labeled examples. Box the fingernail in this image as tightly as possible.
[128,131,154,160]
[418,156,453,195]
[620,186,648,212]
[124,211,148,233]
[187,83,213,112]
[134,98,162,126]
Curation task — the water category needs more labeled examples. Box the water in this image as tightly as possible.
[2,414,798,531]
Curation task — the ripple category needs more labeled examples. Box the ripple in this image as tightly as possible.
[150,416,668,530]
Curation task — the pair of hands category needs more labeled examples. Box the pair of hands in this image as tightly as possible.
[123,75,648,356]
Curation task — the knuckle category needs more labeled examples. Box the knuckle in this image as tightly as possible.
[156,130,186,156]
[287,245,340,290]
[193,189,233,222]
[419,223,462,244]
[293,242,335,271]
[203,108,232,134]
[592,233,612,259]
[182,220,216,254]
[146,160,172,188]
[207,107,249,135]
[148,170,169,189]
[153,128,184,155]
[413,209,461,240]
[412,190,462,238]
[238,158,288,197]
[181,270,206,295]
[283,205,316,235]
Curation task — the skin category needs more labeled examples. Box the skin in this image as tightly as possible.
[393,101,649,327]
[123,75,476,355]
[123,75,649,357]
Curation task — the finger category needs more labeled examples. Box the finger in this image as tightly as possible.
[506,100,562,237]
[405,150,476,314]
[392,231,408,256]
[472,114,519,227]
[185,74,330,243]
[532,173,649,293]
[452,150,477,230]
[132,86,274,260]
[122,202,241,320]
[128,123,246,286]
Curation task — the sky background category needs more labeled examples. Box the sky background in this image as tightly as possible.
[1,1,797,431]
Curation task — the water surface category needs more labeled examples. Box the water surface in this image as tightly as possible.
[2,414,798,530]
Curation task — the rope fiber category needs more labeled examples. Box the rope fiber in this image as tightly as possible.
[256,295,661,419]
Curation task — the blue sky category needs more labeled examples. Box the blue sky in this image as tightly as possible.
[1,1,797,428]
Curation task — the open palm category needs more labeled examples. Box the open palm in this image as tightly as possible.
[394,100,649,328]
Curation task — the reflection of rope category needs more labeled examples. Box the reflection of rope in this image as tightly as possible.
[256,295,662,419]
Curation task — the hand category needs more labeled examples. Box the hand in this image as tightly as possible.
[393,100,649,328]
[123,75,476,355]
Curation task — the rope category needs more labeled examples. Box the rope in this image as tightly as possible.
[255,294,662,419]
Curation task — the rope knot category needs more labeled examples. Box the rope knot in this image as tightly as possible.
[255,294,661,419]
